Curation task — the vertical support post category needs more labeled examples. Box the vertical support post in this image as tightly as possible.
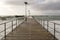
[47,20,49,32]
[41,20,42,25]
[39,20,41,24]
[43,20,45,28]
[12,21,13,32]
[41,19,43,27]
[24,2,28,21]
[16,19,17,28]
[44,20,45,27]
[54,23,56,40]
[40,20,41,24]
[43,20,44,27]
[25,4,27,21]
[41,20,42,24]
[4,23,6,40]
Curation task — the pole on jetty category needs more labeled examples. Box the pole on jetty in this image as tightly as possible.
[54,23,56,40]
[24,2,28,21]
[28,10,30,17]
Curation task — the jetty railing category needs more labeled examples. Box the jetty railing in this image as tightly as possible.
[33,16,59,40]
[39,20,60,40]
[0,17,24,40]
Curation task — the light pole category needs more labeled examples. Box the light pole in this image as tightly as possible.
[24,2,28,21]
[28,10,30,17]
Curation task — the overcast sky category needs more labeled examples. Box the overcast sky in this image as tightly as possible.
[0,0,60,16]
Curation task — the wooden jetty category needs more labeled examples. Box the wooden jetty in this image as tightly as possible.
[2,18,57,40]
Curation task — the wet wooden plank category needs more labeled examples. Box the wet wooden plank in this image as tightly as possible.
[2,18,58,40]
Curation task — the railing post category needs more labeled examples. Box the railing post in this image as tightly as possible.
[41,20,42,25]
[47,20,49,32]
[42,20,43,25]
[41,20,42,24]
[4,23,6,40]
[40,20,41,24]
[43,21,44,26]
[43,20,45,28]
[12,21,13,32]
[54,23,56,40]
[41,20,43,26]
[39,20,40,24]
[16,19,17,28]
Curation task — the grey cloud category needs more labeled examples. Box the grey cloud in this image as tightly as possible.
[5,0,36,5]
[32,2,60,10]
[5,0,60,13]
[6,0,60,10]
[42,2,60,10]
[6,0,26,5]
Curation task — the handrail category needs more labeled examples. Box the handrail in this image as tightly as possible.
[40,20,60,40]
[0,17,24,40]
[50,22,60,25]
[49,26,60,34]
[34,18,59,40]
[0,19,16,25]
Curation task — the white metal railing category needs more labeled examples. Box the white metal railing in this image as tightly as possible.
[0,17,24,40]
[34,17,59,40]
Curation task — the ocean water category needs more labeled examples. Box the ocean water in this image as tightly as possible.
[0,18,24,40]
[35,16,60,40]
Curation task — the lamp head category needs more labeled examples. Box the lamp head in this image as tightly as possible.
[24,2,28,4]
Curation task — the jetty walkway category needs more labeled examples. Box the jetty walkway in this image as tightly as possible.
[2,18,57,40]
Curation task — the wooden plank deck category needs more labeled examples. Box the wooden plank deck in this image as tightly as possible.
[2,18,57,40]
